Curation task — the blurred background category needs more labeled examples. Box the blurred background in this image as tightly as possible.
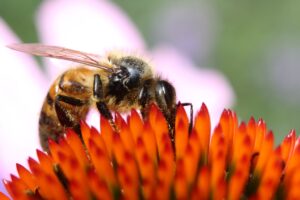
[1,0,300,144]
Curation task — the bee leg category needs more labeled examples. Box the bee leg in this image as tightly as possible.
[179,102,193,133]
[93,74,117,131]
[55,95,87,139]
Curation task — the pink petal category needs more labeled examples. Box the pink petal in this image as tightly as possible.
[0,19,47,181]
[36,0,146,78]
[151,45,235,125]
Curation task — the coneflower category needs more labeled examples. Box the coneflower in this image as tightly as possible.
[1,103,299,200]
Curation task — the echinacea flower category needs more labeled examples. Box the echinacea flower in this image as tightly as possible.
[0,0,234,190]
[1,103,300,199]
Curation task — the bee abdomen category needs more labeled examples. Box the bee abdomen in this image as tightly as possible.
[39,90,63,150]
[39,109,63,150]
[46,92,54,105]
[39,110,56,127]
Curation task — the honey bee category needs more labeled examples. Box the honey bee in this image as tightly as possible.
[8,44,193,151]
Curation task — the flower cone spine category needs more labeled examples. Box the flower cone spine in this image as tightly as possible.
[2,103,300,200]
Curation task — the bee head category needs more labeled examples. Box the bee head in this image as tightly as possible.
[109,56,152,91]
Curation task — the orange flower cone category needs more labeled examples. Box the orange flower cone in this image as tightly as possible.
[1,103,300,200]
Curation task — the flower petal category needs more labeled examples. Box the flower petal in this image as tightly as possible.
[151,45,235,125]
[2,104,300,199]
[0,19,47,182]
[36,0,146,78]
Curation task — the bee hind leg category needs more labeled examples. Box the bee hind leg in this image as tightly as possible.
[54,95,87,139]
[93,74,117,131]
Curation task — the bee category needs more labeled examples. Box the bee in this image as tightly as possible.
[8,44,193,151]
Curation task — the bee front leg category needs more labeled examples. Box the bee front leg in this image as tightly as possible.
[93,74,117,130]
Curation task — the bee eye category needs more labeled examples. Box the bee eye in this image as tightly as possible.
[155,80,176,110]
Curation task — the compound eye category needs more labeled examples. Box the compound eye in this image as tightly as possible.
[156,80,176,110]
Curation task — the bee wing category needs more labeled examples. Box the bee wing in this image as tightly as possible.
[7,43,114,72]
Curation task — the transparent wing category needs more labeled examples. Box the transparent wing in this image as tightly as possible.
[7,43,114,72]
